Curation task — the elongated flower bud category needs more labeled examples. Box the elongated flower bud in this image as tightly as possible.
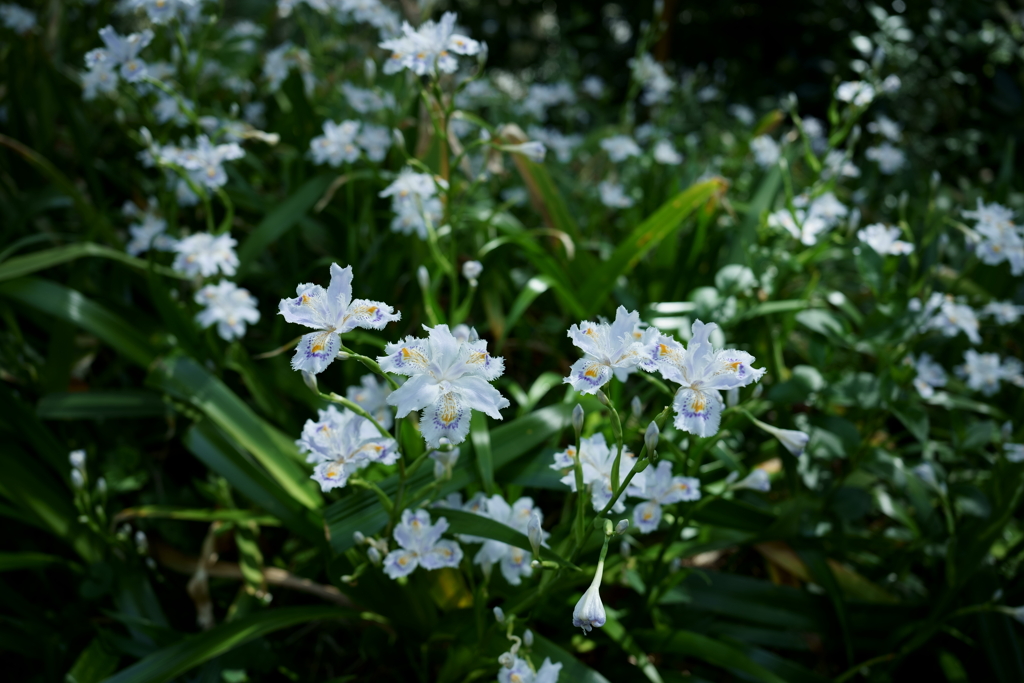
[572,564,607,635]
[493,606,505,623]
[301,370,319,394]
[417,265,430,290]
[96,477,107,495]
[70,469,85,489]
[644,421,659,453]
[527,511,543,557]
[630,395,642,418]
[69,449,86,470]
[353,531,366,545]
[523,629,534,647]
[572,403,584,435]
[615,519,629,535]
[752,419,810,457]
[367,546,382,566]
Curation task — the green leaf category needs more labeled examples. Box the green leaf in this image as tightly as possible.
[692,498,776,533]
[102,606,351,683]
[440,508,574,568]
[149,354,321,510]
[740,299,812,320]
[0,551,70,573]
[530,633,611,683]
[0,243,186,283]
[182,422,322,545]
[236,175,334,276]
[0,278,156,366]
[890,401,930,443]
[500,275,553,343]
[510,156,580,240]
[637,628,789,683]
[795,309,847,338]
[113,506,280,526]
[37,391,168,420]
[470,412,496,495]
[798,549,854,666]
[66,637,120,683]
[581,178,726,315]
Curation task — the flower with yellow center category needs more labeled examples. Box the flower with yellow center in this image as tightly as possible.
[383,509,463,579]
[278,263,400,375]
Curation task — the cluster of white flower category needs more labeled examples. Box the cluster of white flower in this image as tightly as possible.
[910,353,947,399]
[308,120,391,166]
[962,200,1024,275]
[957,350,1023,396]
[341,82,396,114]
[630,54,674,105]
[459,495,545,585]
[858,223,914,256]
[346,374,394,429]
[598,180,634,209]
[768,192,849,245]
[264,42,315,95]
[750,135,781,168]
[173,232,240,278]
[600,135,641,163]
[865,142,906,174]
[123,200,175,257]
[0,2,35,34]
[380,168,446,239]
[297,405,399,490]
[519,82,576,120]
[917,293,981,345]
[379,12,480,76]
[383,509,462,578]
[128,0,202,25]
[194,281,261,341]
[82,26,153,100]
[527,127,582,163]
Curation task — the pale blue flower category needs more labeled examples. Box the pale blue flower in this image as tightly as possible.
[297,405,399,491]
[632,461,700,534]
[279,263,400,375]
[498,656,562,683]
[379,324,507,448]
[379,12,480,76]
[383,509,463,579]
[563,306,657,394]
[471,495,544,585]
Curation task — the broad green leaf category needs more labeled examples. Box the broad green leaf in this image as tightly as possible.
[0,278,156,366]
[182,421,322,545]
[0,383,68,472]
[37,391,168,420]
[925,391,1008,419]
[692,498,776,532]
[890,401,930,443]
[740,299,812,320]
[236,175,334,275]
[66,637,120,683]
[113,506,280,526]
[149,354,321,510]
[581,178,726,314]
[102,606,351,683]
[440,508,574,568]
[795,309,847,339]
[530,633,611,683]
[0,243,185,283]
[636,628,788,683]
[798,549,854,665]
[0,551,69,572]
[469,415,495,497]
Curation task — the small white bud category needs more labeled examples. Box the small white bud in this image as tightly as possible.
[527,511,543,557]
[572,404,585,434]
[630,396,642,418]
[498,651,514,668]
[134,530,148,554]
[615,519,629,535]
[69,449,86,470]
[523,629,533,647]
[353,531,366,545]
[461,260,483,284]
[644,421,660,453]
[620,540,631,559]
[493,606,506,623]
[572,568,607,635]
[301,370,319,394]
[70,469,85,489]
[95,477,107,495]
[417,265,430,290]
[367,546,382,565]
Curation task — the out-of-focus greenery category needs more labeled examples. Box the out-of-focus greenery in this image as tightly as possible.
[1,1,1023,682]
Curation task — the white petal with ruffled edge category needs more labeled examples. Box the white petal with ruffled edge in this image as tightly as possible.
[672,386,722,437]
[383,549,419,579]
[633,500,662,534]
[291,330,341,374]
[421,393,471,447]
[565,357,614,394]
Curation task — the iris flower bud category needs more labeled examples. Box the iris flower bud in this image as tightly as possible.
[572,404,584,435]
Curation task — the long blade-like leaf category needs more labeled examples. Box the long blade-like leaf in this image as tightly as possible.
[101,606,351,683]
[440,508,574,568]
[0,243,186,282]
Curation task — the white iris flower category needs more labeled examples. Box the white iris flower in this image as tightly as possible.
[346,374,394,430]
[631,461,701,534]
[383,509,463,579]
[297,406,399,491]
[551,433,644,513]
[379,12,480,76]
[470,495,545,586]
[498,656,562,683]
[563,306,658,394]
[649,320,765,437]
[194,280,261,341]
[279,263,400,375]
[378,324,508,448]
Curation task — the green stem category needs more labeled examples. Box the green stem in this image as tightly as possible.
[339,346,400,390]
[323,392,392,439]
[349,478,394,515]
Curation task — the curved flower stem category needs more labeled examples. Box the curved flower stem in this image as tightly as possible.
[645,494,720,610]
[339,345,400,390]
[571,431,586,548]
[214,187,234,234]
[349,478,394,515]
[322,392,392,440]
[598,390,625,493]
